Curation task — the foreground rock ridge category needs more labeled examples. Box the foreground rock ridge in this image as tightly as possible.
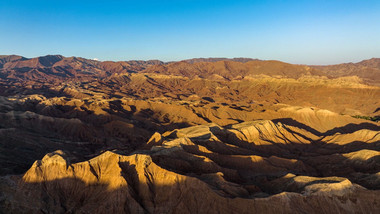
[1,113,380,213]
[0,55,379,213]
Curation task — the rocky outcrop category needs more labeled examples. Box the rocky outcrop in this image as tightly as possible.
[0,55,379,213]
[1,116,379,213]
[1,149,379,214]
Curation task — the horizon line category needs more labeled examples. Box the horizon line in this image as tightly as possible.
[1,53,378,66]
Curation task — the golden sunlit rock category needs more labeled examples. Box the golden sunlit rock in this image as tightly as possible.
[0,56,379,213]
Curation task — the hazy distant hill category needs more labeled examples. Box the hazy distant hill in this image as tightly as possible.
[311,58,380,85]
[179,57,259,63]
[2,55,379,83]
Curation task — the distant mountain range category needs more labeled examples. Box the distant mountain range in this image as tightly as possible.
[1,55,379,85]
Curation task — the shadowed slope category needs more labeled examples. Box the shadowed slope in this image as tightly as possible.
[0,55,379,213]
[1,109,379,213]
[1,148,379,214]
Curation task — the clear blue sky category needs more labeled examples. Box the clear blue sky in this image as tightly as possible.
[0,0,379,64]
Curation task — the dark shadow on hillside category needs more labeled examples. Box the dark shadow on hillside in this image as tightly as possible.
[147,120,379,192]
[0,95,194,176]
[3,172,377,214]
[272,118,380,136]
[3,153,379,214]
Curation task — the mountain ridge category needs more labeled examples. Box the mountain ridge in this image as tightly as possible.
[1,54,379,84]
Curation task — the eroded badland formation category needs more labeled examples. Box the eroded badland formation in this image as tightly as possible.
[0,55,379,213]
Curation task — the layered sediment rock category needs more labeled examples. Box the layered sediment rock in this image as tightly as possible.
[0,55,379,213]
[1,115,379,213]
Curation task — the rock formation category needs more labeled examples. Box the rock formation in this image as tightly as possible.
[0,55,379,213]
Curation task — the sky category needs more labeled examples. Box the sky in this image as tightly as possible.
[0,0,379,64]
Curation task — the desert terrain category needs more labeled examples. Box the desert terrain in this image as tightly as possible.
[0,55,379,213]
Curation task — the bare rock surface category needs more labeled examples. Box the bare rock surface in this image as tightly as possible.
[0,55,379,213]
